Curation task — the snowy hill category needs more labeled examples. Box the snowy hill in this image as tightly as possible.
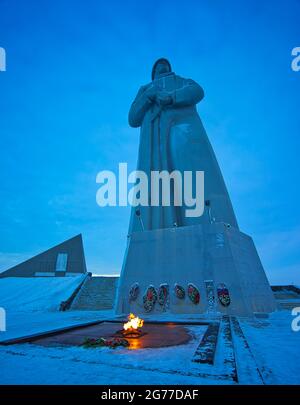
[0,275,85,312]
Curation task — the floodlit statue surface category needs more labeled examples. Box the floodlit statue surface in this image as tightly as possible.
[115,59,276,317]
[128,58,238,233]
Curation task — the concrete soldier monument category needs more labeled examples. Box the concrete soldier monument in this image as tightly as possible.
[115,58,276,317]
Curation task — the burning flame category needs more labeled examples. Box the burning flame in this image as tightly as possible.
[123,313,144,331]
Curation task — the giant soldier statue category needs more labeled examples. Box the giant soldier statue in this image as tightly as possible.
[115,58,276,317]
[128,58,237,232]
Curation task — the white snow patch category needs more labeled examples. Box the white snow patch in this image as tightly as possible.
[0,276,109,342]
[0,326,228,385]
[239,311,300,384]
[0,275,85,312]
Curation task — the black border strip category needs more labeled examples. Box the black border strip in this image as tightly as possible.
[0,385,299,400]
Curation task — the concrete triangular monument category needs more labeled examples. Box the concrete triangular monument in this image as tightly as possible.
[0,234,87,278]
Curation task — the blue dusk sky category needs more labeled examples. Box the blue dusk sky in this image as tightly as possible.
[0,0,299,284]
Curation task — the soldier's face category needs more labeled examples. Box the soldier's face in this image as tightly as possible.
[154,62,170,78]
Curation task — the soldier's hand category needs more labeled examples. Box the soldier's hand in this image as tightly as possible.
[157,91,173,106]
[145,85,157,102]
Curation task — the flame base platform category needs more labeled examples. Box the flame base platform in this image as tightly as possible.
[30,321,195,349]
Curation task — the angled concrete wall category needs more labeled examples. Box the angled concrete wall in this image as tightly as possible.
[0,234,87,278]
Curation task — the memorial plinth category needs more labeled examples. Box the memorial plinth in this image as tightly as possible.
[115,223,276,316]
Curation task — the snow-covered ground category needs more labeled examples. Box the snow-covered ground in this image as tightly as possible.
[0,276,114,342]
[0,310,299,385]
[0,309,115,342]
[239,312,300,384]
[0,343,219,385]
[0,277,299,385]
[0,275,86,312]
[0,321,238,385]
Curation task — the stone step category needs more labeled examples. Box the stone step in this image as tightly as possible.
[70,276,119,310]
[278,301,300,310]
[274,293,299,300]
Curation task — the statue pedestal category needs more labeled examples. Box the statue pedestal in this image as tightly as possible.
[115,223,276,317]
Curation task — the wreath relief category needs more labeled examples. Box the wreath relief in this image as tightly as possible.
[174,283,185,299]
[143,285,157,312]
[158,284,169,308]
[187,283,200,304]
[217,283,231,307]
[129,282,139,302]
